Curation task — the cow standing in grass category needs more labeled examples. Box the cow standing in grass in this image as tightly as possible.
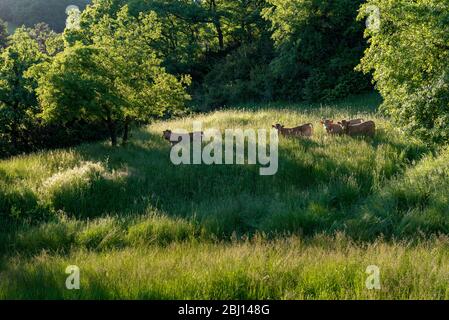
[340,121,376,137]
[321,120,344,135]
[272,123,314,137]
[338,118,364,126]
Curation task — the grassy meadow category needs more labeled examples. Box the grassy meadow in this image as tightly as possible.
[1,93,449,299]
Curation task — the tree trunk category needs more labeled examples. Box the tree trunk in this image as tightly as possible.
[210,0,224,50]
[10,104,20,151]
[214,20,224,50]
[122,118,130,146]
[106,116,117,147]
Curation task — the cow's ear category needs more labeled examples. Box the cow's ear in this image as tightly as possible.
[330,120,334,124]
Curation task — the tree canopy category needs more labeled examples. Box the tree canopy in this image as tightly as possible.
[0,25,48,153]
[1,0,448,156]
[262,0,371,101]
[29,6,190,146]
[0,18,7,49]
[358,0,449,144]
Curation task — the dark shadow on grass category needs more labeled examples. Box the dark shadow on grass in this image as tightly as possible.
[372,129,431,163]
[65,129,384,238]
[31,121,431,241]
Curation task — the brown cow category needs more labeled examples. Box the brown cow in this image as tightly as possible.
[272,123,314,137]
[320,120,344,135]
[341,121,376,137]
[163,130,204,145]
[339,119,364,127]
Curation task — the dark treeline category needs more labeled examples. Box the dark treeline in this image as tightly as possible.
[1,0,448,158]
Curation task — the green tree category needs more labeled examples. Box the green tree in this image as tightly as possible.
[0,26,46,152]
[30,7,190,146]
[28,22,64,56]
[358,0,449,144]
[263,0,370,101]
[0,18,7,49]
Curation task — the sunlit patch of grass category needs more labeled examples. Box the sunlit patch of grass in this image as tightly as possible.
[7,211,202,255]
[0,94,434,238]
[2,235,449,299]
[1,93,448,299]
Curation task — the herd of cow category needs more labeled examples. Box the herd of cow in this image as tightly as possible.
[162,118,376,145]
[273,118,376,138]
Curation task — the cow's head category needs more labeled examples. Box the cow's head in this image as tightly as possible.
[272,124,284,130]
[340,120,350,130]
[162,130,172,140]
[320,119,334,132]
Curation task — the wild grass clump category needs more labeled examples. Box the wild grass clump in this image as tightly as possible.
[125,214,200,246]
[11,216,81,254]
[348,147,449,239]
[41,161,130,218]
[2,235,449,299]
[7,211,202,255]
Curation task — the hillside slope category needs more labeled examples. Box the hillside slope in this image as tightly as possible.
[1,94,449,299]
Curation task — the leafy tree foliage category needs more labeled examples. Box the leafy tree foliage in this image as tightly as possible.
[30,6,190,146]
[262,0,371,101]
[0,18,7,49]
[201,36,275,108]
[74,1,269,78]
[358,0,449,144]
[0,26,47,154]
[0,0,396,157]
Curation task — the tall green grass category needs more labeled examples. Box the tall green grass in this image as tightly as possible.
[2,235,449,299]
[1,94,448,299]
[347,147,449,239]
[0,95,432,240]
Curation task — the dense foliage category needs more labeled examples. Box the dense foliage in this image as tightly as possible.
[31,6,190,146]
[0,23,109,157]
[73,0,274,108]
[1,0,449,157]
[358,0,449,144]
[0,26,49,155]
[0,18,7,48]
[262,0,371,101]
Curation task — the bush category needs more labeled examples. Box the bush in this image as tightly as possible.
[200,38,275,109]
[358,0,449,145]
[262,0,372,102]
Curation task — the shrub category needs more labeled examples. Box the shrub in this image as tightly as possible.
[262,0,371,101]
[358,0,449,145]
[201,38,275,109]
